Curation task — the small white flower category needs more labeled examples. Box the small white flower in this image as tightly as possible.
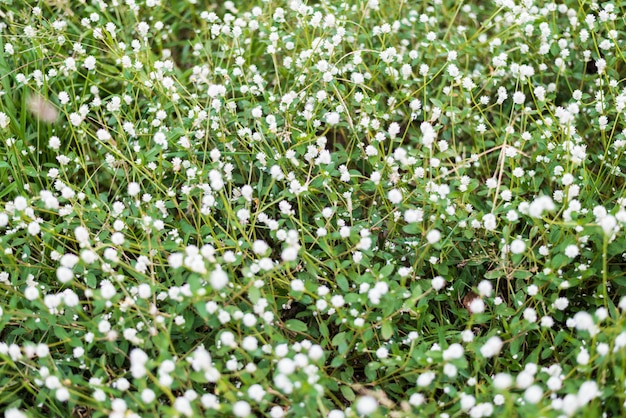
[128,182,141,197]
[480,336,503,358]
[281,246,299,262]
[210,267,228,290]
[477,280,492,297]
[510,239,526,254]
[524,385,543,404]
[24,286,39,300]
[376,347,389,359]
[291,279,305,292]
[56,266,73,284]
[513,91,526,104]
[325,112,340,125]
[431,276,445,290]
[388,188,403,204]
[468,298,485,314]
[0,112,10,129]
[426,229,441,244]
[83,55,96,70]
[564,244,579,258]
[355,396,378,415]
[492,373,512,390]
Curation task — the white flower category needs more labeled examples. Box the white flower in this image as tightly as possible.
[331,295,345,308]
[443,343,464,361]
[291,279,304,292]
[24,286,39,300]
[128,182,141,197]
[524,385,543,404]
[523,308,537,323]
[482,213,497,231]
[480,336,503,358]
[510,239,526,254]
[477,280,492,297]
[56,387,70,402]
[416,371,436,387]
[564,244,579,258]
[431,276,445,290]
[468,298,485,314]
[577,381,600,406]
[0,112,10,129]
[426,229,441,244]
[281,246,299,262]
[528,196,555,218]
[573,311,597,335]
[388,188,403,204]
[210,267,228,290]
[141,388,156,404]
[83,55,96,70]
[553,297,569,310]
[174,397,193,417]
[355,396,378,415]
[27,221,41,236]
[376,347,389,359]
[492,373,512,389]
[325,112,340,125]
[56,267,73,283]
[577,348,590,365]
[14,196,28,211]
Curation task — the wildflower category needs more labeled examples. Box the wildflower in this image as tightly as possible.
[564,245,579,258]
[492,373,512,390]
[141,389,156,404]
[573,311,597,335]
[431,276,445,290]
[477,280,492,297]
[127,182,141,197]
[513,91,526,104]
[528,196,555,218]
[482,213,497,231]
[480,336,503,358]
[510,239,526,254]
[0,112,9,129]
[468,298,485,314]
[388,188,403,204]
[443,343,464,361]
[210,267,228,290]
[426,229,441,244]
[325,112,340,125]
[56,267,73,284]
[524,385,543,404]
[291,279,304,292]
[416,371,436,387]
[82,56,96,70]
[355,396,378,415]
[376,347,389,359]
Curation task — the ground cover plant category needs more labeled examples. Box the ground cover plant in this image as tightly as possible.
[1,0,626,416]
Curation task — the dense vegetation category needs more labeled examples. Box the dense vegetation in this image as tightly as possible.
[1,0,626,416]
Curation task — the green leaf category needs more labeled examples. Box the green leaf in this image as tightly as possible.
[330,356,344,368]
[285,319,307,333]
[248,285,260,304]
[402,223,421,234]
[484,270,503,279]
[319,320,329,339]
[381,321,394,340]
[336,275,349,291]
[340,385,355,401]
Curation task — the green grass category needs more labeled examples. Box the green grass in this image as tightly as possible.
[1,0,626,416]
